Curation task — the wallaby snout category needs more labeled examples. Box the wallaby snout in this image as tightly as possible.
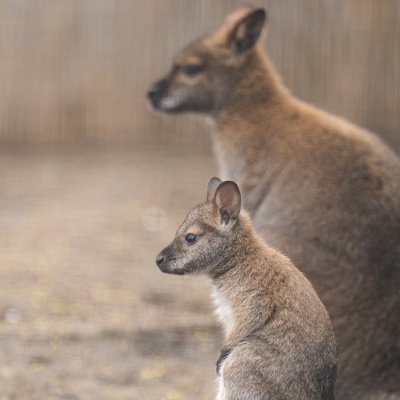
[147,79,169,110]
[155,245,184,275]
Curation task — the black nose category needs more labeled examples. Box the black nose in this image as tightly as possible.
[156,254,165,267]
[147,79,167,107]
[147,83,160,103]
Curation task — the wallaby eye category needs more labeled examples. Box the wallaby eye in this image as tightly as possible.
[185,233,198,244]
[183,64,204,77]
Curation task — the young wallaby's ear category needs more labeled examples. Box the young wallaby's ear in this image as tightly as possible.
[228,8,267,56]
[207,177,223,202]
[213,181,241,227]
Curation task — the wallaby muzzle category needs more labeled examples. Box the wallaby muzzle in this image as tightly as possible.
[147,78,169,110]
[155,245,184,275]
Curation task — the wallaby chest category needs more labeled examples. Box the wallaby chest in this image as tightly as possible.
[211,286,234,335]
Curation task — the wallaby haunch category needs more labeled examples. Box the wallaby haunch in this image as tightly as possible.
[156,178,337,400]
[148,6,400,399]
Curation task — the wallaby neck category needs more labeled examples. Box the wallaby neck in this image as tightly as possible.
[214,49,289,122]
[210,220,283,346]
[210,51,295,213]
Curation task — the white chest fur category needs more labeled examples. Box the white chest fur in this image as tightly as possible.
[211,287,234,335]
[216,374,226,400]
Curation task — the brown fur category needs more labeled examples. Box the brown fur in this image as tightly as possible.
[156,178,337,400]
[148,6,400,399]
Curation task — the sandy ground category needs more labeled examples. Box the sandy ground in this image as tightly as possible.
[0,145,222,400]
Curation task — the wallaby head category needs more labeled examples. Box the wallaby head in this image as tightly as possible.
[147,6,267,113]
[156,177,244,275]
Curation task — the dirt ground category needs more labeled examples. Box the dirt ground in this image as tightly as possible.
[0,145,222,400]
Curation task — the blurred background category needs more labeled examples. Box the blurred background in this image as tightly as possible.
[0,1,398,399]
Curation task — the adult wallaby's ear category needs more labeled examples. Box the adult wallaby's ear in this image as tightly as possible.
[207,177,223,202]
[228,8,267,56]
[213,181,241,227]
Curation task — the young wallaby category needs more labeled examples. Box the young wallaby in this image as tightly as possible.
[148,6,400,399]
[156,177,337,400]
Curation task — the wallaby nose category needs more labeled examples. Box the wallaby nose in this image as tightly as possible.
[147,83,160,102]
[147,79,167,108]
[156,253,165,267]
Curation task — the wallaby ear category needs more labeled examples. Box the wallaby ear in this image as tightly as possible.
[228,8,267,56]
[207,177,223,202]
[213,181,241,227]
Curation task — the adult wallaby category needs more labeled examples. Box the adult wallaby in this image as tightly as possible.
[156,177,337,400]
[148,6,400,399]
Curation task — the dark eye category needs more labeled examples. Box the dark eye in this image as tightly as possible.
[183,64,204,76]
[185,233,198,244]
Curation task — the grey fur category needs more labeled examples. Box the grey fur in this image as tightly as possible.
[156,180,337,400]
